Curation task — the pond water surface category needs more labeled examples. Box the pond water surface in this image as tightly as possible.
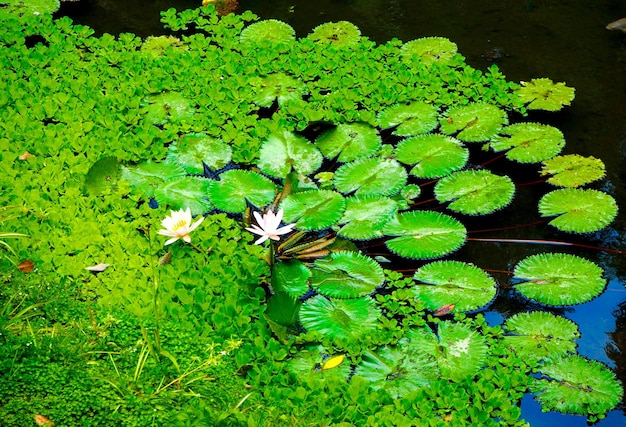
[61,1,626,425]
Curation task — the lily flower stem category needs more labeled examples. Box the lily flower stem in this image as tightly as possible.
[189,242,205,254]
[467,237,626,255]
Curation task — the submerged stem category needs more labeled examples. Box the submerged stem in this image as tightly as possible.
[467,237,625,255]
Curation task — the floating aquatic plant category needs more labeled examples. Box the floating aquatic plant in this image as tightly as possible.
[400,37,458,65]
[334,158,407,197]
[532,355,622,422]
[299,295,381,342]
[208,169,276,213]
[434,169,515,215]
[538,188,618,233]
[166,133,232,174]
[309,251,384,299]
[251,72,308,108]
[271,260,311,298]
[121,161,186,199]
[516,78,575,111]
[314,123,381,163]
[83,156,120,195]
[240,19,296,44]
[287,345,352,381]
[281,190,346,231]
[541,154,606,188]
[377,101,439,136]
[513,253,606,306]
[487,122,565,163]
[0,0,60,18]
[154,176,212,215]
[140,91,195,125]
[383,211,467,259]
[307,21,361,47]
[257,130,323,178]
[412,261,497,313]
[439,103,508,142]
[336,196,398,240]
[395,134,469,179]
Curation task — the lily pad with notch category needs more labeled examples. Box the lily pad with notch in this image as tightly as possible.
[240,19,296,44]
[299,295,381,342]
[516,78,575,111]
[84,156,120,195]
[287,345,352,382]
[412,260,497,313]
[336,195,398,240]
[487,123,565,163]
[251,73,308,108]
[541,154,606,188]
[140,91,195,125]
[396,134,469,179]
[377,101,439,136]
[271,259,312,299]
[502,311,579,365]
[207,169,276,213]
[121,161,186,198]
[314,123,381,163]
[264,291,301,342]
[434,169,515,215]
[166,133,232,174]
[383,211,467,259]
[154,176,212,216]
[532,355,622,421]
[513,253,606,306]
[334,157,407,197]
[281,189,346,231]
[400,37,458,65]
[309,251,385,299]
[257,130,323,178]
[538,188,617,233]
[439,103,508,142]
[307,21,361,47]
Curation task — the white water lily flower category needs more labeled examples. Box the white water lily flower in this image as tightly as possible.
[158,207,204,246]
[245,208,295,245]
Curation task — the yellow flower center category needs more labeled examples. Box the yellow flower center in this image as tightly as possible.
[172,219,187,231]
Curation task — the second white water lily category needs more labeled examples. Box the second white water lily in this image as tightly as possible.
[158,207,204,246]
[246,208,295,245]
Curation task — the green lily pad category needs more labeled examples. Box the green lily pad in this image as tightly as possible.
[271,260,312,299]
[140,91,195,125]
[502,312,579,365]
[334,158,407,197]
[154,176,212,216]
[84,156,120,195]
[287,345,352,382]
[240,19,296,44]
[532,355,622,420]
[353,346,438,397]
[257,130,323,178]
[538,188,617,233]
[314,123,381,163]
[400,37,458,65]
[513,253,606,306]
[406,322,488,382]
[396,134,469,179]
[208,170,276,213]
[434,169,515,215]
[310,251,385,298]
[299,295,381,341]
[336,196,398,240]
[121,161,186,198]
[307,21,361,47]
[141,36,186,57]
[281,190,346,231]
[487,123,565,163]
[251,73,308,108]
[166,133,232,174]
[377,102,439,136]
[541,155,606,188]
[383,211,467,259]
[439,103,508,142]
[412,261,497,313]
[516,78,575,111]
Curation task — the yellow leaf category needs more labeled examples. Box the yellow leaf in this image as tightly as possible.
[34,414,54,426]
[322,354,345,370]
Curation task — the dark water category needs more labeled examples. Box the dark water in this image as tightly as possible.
[61,1,626,425]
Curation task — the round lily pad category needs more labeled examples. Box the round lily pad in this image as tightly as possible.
[334,158,407,197]
[396,134,468,179]
[538,188,617,233]
[281,190,346,231]
[140,91,195,125]
[336,196,398,240]
[383,211,467,259]
[377,102,439,136]
[240,20,296,44]
[434,169,515,215]
[154,176,212,216]
[541,155,606,188]
[252,73,308,108]
[516,78,575,111]
[439,103,508,142]
[208,169,276,213]
[166,133,232,174]
[513,253,606,306]
[257,130,323,178]
[488,123,565,163]
[412,261,497,313]
[271,260,312,299]
[309,251,385,298]
[314,123,381,162]
[307,21,361,47]
[400,37,458,65]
